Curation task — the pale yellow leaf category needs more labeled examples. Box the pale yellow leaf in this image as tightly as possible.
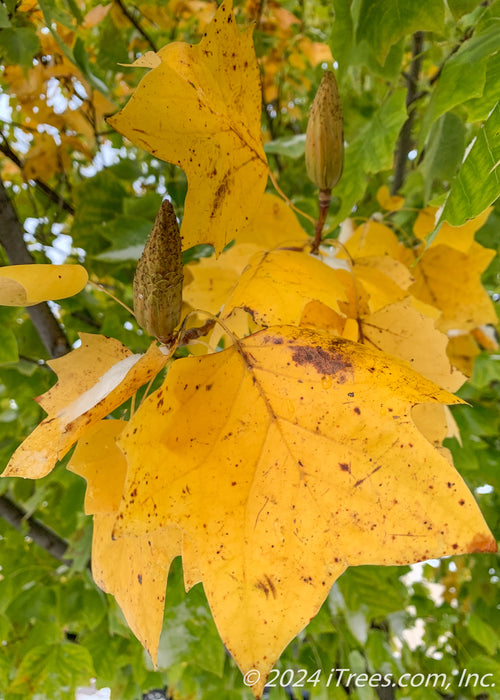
[0,264,88,306]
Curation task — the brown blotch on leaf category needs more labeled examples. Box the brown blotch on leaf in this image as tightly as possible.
[291,344,352,378]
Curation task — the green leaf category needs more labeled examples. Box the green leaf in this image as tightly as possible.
[438,102,500,227]
[419,21,500,146]
[264,134,306,158]
[9,642,95,696]
[468,613,500,654]
[94,215,153,261]
[0,326,18,364]
[332,89,407,225]
[331,0,353,76]
[465,51,500,121]
[0,26,40,65]
[0,3,11,28]
[420,112,466,201]
[447,0,482,20]
[356,0,445,62]
[73,37,112,98]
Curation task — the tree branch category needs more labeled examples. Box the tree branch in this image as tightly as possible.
[0,495,71,565]
[0,178,71,357]
[115,0,158,52]
[392,31,424,194]
[0,141,75,216]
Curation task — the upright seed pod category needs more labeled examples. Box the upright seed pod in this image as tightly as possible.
[133,200,183,344]
[305,70,344,192]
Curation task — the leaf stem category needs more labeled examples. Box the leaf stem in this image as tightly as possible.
[88,280,135,316]
[267,169,316,226]
[311,188,332,254]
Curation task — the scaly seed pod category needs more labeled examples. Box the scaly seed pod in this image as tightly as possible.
[133,200,183,344]
[305,70,344,192]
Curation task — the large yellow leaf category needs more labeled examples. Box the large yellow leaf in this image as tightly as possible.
[108,0,268,254]
[68,419,179,664]
[2,335,167,479]
[114,326,495,694]
[0,264,88,306]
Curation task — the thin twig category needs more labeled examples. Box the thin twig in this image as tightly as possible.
[268,168,316,225]
[0,140,75,215]
[115,0,158,52]
[0,495,72,565]
[392,32,424,194]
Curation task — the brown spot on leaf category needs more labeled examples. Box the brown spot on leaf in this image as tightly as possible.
[210,178,230,219]
[137,574,142,584]
[255,574,277,599]
[291,345,352,378]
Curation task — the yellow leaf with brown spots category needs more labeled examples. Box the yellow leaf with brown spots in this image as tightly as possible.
[0,264,88,306]
[113,326,495,695]
[108,0,268,254]
[68,419,179,664]
[2,336,167,479]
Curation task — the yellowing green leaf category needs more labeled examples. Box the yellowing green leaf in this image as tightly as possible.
[114,326,495,693]
[69,418,178,664]
[2,336,167,479]
[108,0,268,254]
[0,264,88,306]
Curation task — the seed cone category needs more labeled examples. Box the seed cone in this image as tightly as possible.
[305,70,344,191]
[133,200,183,344]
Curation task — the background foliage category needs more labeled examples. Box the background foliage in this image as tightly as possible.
[0,0,499,698]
